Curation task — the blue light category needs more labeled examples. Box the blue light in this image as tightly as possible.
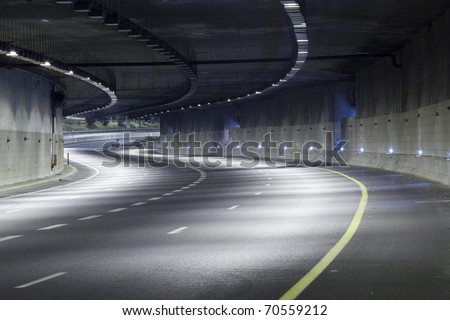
[360,147,365,153]
[388,148,394,154]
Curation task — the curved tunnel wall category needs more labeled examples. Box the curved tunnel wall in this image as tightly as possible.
[161,9,449,185]
[0,68,64,187]
[343,9,450,186]
[160,82,352,159]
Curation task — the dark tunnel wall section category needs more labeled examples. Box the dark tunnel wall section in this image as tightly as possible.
[356,9,450,117]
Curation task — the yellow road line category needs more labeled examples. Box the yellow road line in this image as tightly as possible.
[279,168,369,300]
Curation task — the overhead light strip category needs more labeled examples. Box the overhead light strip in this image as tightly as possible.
[141,0,308,117]
[1,47,117,116]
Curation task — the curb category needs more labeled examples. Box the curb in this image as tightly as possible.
[0,165,78,193]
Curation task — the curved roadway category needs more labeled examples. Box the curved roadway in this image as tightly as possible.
[0,143,449,299]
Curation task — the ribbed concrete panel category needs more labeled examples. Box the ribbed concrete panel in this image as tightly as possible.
[356,9,450,117]
[342,101,449,185]
[159,82,351,159]
[239,84,338,127]
[0,69,63,186]
[348,8,450,185]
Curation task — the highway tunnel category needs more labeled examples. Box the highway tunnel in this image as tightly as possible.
[0,0,449,304]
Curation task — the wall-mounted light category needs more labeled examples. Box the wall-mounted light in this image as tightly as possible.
[359,147,365,153]
[387,148,394,155]
[6,50,18,57]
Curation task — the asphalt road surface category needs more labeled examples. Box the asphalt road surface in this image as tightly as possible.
[0,144,449,299]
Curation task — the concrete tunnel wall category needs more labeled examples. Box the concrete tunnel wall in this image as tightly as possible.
[162,9,450,185]
[343,8,450,185]
[0,68,64,187]
[160,82,354,160]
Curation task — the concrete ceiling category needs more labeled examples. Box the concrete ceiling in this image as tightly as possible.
[1,0,449,118]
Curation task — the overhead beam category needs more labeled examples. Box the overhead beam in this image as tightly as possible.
[68,57,293,67]
[307,53,402,68]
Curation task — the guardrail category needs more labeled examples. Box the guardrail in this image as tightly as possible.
[64,128,159,135]
[63,130,160,145]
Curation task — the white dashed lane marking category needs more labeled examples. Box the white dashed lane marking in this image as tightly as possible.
[149,197,162,201]
[416,200,450,204]
[37,224,68,231]
[255,192,262,196]
[167,227,189,235]
[163,193,174,196]
[15,272,67,289]
[131,202,147,206]
[228,205,240,210]
[0,235,23,242]
[108,208,127,213]
[77,215,102,221]
[6,209,24,213]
